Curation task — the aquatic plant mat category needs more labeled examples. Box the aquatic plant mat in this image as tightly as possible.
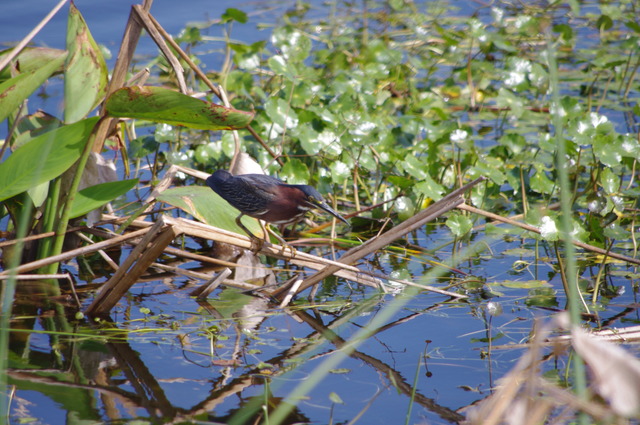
[4,0,640,423]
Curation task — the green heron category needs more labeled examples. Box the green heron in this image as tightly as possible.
[206,170,348,251]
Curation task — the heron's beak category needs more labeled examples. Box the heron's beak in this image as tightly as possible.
[311,198,350,227]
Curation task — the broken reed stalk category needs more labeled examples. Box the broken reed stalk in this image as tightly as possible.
[86,216,181,315]
[458,203,640,266]
[0,227,151,276]
[141,10,283,166]
[163,216,385,289]
[101,213,382,286]
[91,0,153,152]
[0,0,69,71]
[270,177,486,300]
[132,4,187,93]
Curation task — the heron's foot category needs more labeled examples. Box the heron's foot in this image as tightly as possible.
[249,237,265,254]
[279,241,297,258]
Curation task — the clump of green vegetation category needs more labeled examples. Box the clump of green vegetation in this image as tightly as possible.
[2,1,640,423]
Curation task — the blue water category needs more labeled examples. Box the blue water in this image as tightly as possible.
[3,1,640,424]
[1,0,267,54]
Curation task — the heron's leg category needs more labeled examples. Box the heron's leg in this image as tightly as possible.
[265,225,296,258]
[235,214,264,253]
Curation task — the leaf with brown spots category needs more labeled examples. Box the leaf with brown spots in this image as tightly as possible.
[105,86,254,130]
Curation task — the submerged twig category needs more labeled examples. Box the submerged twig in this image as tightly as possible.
[190,268,232,298]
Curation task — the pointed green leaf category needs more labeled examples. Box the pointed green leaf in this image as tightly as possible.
[0,117,99,202]
[0,47,67,83]
[64,3,108,123]
[157,186,263,237]
[0,51,67,123]
[105,86,254,130]
[69,179,139,219]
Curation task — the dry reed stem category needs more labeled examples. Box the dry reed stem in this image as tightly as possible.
[492,324,640,350]
[143,11,283,166]
[464,316,618,424]
[86,216,181,315]
[91,0,153,153]
[0,0,69,71]
[133,5,187,93]
[190,268,233,298]
[459,203,640,266]
[101,213,385,288]
[164,216,385,287]
[0,274,71,280]
[0,227,151,276]
[271,177,486,299]
[0,224,91,248]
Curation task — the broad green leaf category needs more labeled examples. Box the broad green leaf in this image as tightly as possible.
[105,86,254,130]
[469,156,505,185]
[64,3,108,123]
[271,27,311,62]
[329,160,351,184]
[268,55,297,79]
[604,223,631,240]
[596,15,613,31]
[0,47,66,83]
[157,186,263,237]
[0,117,99,202]
[387,175,414,191]
[11,110,62,150]
[265,97,298,129]
[69,179,138,219]
[525,287,558,308]
[495,87,524,118]
[495,280,550,289]
[0,51,67,123]
[394,196,415,221]
[446,213,473,237]
[27,181,50,208]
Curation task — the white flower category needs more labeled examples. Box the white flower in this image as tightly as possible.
[539,216,558,239]
[450,129,468,143]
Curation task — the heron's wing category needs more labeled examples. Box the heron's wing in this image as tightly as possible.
[216,174,282,214]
